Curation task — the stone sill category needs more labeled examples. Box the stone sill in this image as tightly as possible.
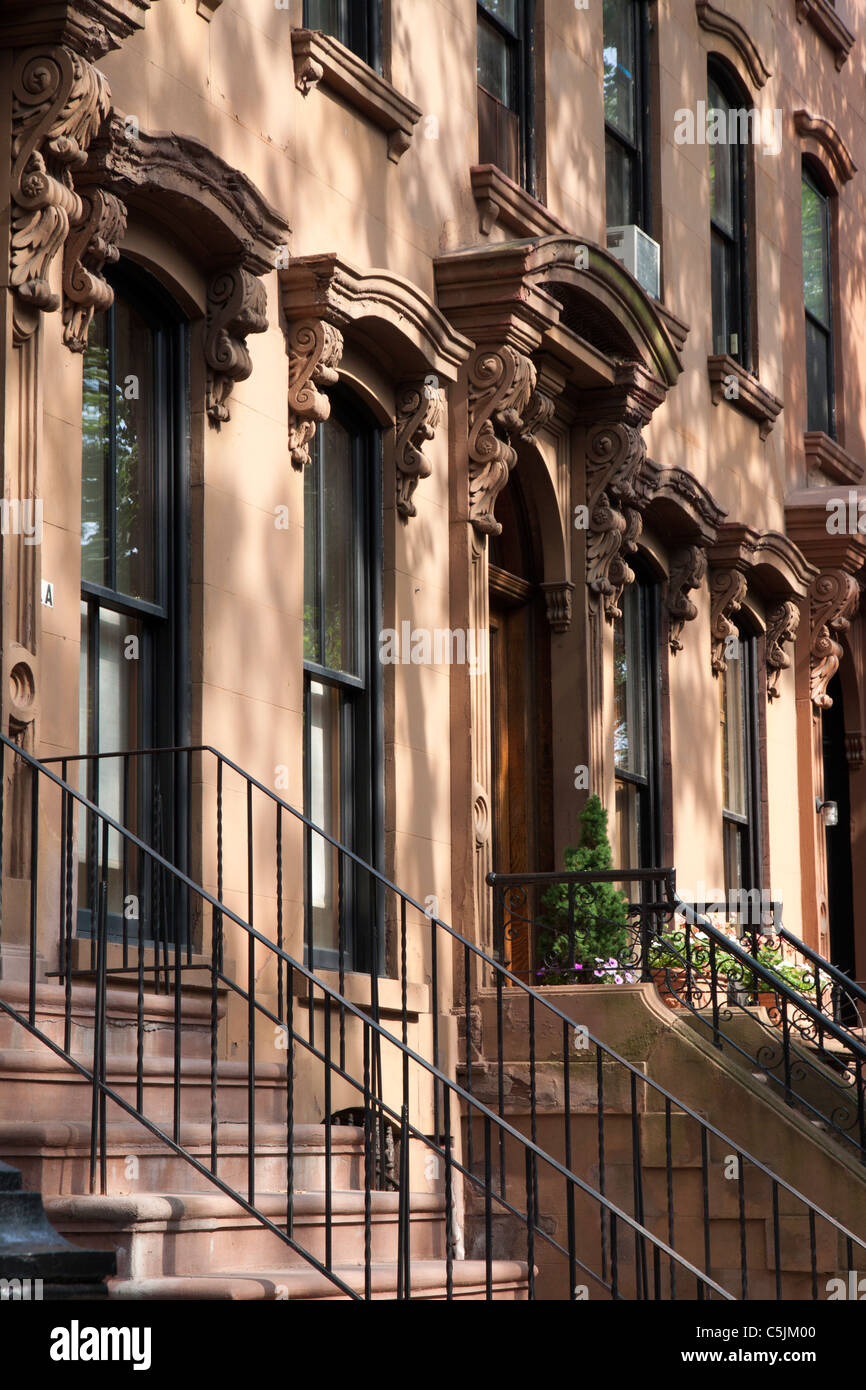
[707,354,783,440]
[470,164,570,238]
[291,28,422,163]
[804,430,864,484]
[293,969,429,1019]
[795,0,855,69]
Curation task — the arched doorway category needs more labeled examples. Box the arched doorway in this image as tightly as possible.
[488,473,552,980]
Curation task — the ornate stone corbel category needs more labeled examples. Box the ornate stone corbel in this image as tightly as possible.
[286,320,344,468]
[395,380,445,519]
[765,599,801,702]
[586,422,647,622]
[467,345,536,536]
[542,582,575,634]
[62,186,126,350]
[667,545,707,654]
[205,266,269,424]
[10,46,111,345]
[810,570,860,709]
[710,568,748,674]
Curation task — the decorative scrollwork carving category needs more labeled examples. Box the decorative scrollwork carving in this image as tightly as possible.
[710,568,748,674]
[541,582,574,634]
[287,320,344,468]
[205,266,269,424]
[765,599,801,702]
[395,380,445,519]
[467,346,537,536]
[62,186,126,351]
[10,46,111,345]
[810,570,860,709]
[585,422,646,621]
[666,545,707,654]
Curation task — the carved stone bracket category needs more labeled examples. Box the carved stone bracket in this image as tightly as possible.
[467,346,537,537]
[205,266,269,424]
[10,45,111,345]
[667,545,708,654]
[542,582,575,634]
[62,186,126,350]
[710,569,748,674]
[810,570,860,709]
[766,599,801,701]
[287,320,345,469]
[845,733,866,771]
[395,380,445,520]
[586,422,647,622]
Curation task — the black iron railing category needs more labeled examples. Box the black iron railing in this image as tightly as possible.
[490,868,866,1163]
[0,737,744,1302]
[2,744,863,1297]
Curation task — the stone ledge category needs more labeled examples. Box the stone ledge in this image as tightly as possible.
[795,0,855,70]
[707,354,783,440]
[804,430,864,484]
[470,164,570,238]
[291,28,422,163]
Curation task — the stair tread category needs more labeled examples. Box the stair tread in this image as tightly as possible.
[45,1189,446,1224]
[108,1259,529,1300]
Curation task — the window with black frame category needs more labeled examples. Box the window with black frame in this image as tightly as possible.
[603,0,651,231]
[613,573,662,872]
[708,62,750,366]
[477,0,534,189]
[304,0,382,69]
[79,268,187,942]
[719,624,763,919]
[303,401,382,973]
[802,164,836,437]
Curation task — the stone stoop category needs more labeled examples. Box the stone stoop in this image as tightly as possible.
[458,982,866,1301]
[0,981,528,1300]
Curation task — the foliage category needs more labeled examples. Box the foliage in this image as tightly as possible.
[536,796,630,984]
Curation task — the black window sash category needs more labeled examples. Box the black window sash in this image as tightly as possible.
[614,577,663,870]
[477,0,536,194]
[803,171,836,438]
[604,0,651,233]
[708,67,751,368]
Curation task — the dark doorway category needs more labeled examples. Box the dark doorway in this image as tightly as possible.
[822,674,855,1002]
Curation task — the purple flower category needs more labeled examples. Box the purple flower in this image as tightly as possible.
[573,964,583,971]
[614,975,623,985]
[593,970,603,978]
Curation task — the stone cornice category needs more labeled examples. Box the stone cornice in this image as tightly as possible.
[81,115,290,274]
[695,1,771,89]
[643,462,727,546]
[794,110,857,184]
[785,489,866,573]
[470,165,571,239]
[707,355,783,440]
[291,28,422,163]
[280,253,472,381]
[795,0,855,71]
[804,431,864,485]
[0,0,151,59]
[709,524,818,600]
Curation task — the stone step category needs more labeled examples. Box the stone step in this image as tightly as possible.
[46,1188,450,1279]
[0,1119,367,1197]
[108,1259,529,1301]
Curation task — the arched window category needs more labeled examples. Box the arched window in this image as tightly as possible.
[614,568,662,869]
[719,620,763,919]
[708,59,751,367]
[802,161,836,437]
[79,264,188,939]
[303,396,382,972]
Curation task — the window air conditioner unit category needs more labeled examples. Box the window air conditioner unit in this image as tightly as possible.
[606,224,660,301]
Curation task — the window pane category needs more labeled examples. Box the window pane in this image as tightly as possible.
[615,778,641,872]
[614,586,647,778]
[711,230,732,355]
[321,417,358,676]
[114,296,156,602]
[82,311,111,587]
[603,0,636,143]
[802,176,829,326]
[605,130,636,226]
[306,0,346,40]
[304,455,321,664]
[308,679,342,953]
[478,13,514,107]
[708,82,734,234]
[806,317,832,435]
[720,652,746,816]
[723,818,745,896]
[479,0,518,33]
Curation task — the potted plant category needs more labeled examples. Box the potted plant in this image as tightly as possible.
[535,796,635,986]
